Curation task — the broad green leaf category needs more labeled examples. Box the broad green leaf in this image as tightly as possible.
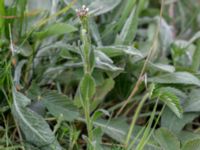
[12,88,62,150]
[154,128,180,150]
[89,0,121,16]
[149,63,175,73]
[95,50,123,71]
[149,72,200,87]
[94,119,160,149]
[80,74,96,102]
[184,89,200,112]
[182,139,200,150]
[94,118,132,143]
[97,45,143,58]
[42,91,80,121]
[35,23,77,39]
[177,131,200,145]
[161,108,197,133]
[64,0,121,16]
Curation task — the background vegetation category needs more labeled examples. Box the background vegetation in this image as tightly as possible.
[1,0,200,149]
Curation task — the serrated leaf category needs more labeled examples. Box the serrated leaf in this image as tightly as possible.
[42,91,80,121]
[153,88,183,118]
[149,72,200,87]
[154,128,180,150]
[12,88,61,150]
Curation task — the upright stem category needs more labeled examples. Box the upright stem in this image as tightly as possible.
[78,6,94,149]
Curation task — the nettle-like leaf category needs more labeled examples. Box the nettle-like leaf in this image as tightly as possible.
[154,128,180,150]
[149,72,200,87]
[42,91,80,121]
[12,88,62,150]
[153,87,183,118]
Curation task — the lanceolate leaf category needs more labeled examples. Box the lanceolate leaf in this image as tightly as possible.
[34,23,77,39]
[149,72,200,87]
[97,45,143,58]
[12,88,62,150]
[42,91,80,121]
[89,0,121,16]
[80,73,96,103]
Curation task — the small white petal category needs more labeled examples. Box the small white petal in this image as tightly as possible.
[82,5,86,9]
[86,8,89,12]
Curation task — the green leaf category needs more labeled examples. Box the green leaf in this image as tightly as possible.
[14,60,27,87]
[35,23,77,39]
[93,119,160,149]
[177,131,200,145]
[149,63,175,73]
[95,50,123,71]
[161,108,198,133]
[95,78,115,100]
[89,0,121,16]
[12,88,62,150]
[182,139,200,150]
[116,0,137,31]
[97,45,143,58]
[42,91,80,121]
[94,118,131,143]
[149,72,200,87]
[117,0,145,45]
[184,89,200,112]
[154,128,180,150]
[153,87,183,118]
[191,40,200,72]
[80,74,96,102]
